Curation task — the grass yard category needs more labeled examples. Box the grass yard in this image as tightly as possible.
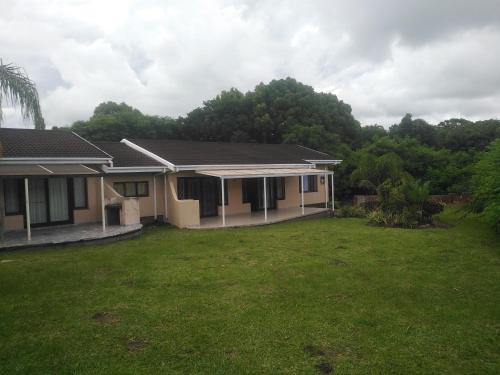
[0,208,499,374]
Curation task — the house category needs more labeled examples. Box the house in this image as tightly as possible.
[0,128,340,247]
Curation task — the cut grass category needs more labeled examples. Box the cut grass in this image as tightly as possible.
[0,207,498,374]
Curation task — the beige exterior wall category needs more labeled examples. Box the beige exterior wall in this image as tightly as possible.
[217,178,251,216]
[73,177,100,224]
[105,174,166,219]
[4,214,24,231]
[166,172,199,228]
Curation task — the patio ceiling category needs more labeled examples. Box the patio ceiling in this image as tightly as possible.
[197,167,332,179]
[0,164,100,176]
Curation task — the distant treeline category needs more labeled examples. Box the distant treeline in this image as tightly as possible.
[57,77,500,200]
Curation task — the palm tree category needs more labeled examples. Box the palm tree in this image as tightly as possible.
[0,60,45,129]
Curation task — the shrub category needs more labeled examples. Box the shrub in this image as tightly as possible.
[470,139,500,232]
[360,200,379,212]
[336,204,366,218]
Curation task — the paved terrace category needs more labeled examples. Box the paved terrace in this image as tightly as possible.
[191,207,330,229]
[0,223,142,251]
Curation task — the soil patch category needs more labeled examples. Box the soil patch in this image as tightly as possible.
[315,362,333,373]
[125,337,148,352]
[91,312,120,325]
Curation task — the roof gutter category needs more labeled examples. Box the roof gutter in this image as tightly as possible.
[0,157,112,165]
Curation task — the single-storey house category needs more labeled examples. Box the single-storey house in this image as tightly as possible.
[0,128,340,246]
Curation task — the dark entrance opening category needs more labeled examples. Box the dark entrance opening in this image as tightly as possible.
[243,178,277,212]
[177,177,220,218]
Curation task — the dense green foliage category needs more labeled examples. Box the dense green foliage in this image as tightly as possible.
[61,78,499,206]
[1,209,499,374]
[471,140,500,231]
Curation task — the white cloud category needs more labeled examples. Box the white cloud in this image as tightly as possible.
[1,0,499,128]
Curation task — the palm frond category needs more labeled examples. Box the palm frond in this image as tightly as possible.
[0,60,45,129]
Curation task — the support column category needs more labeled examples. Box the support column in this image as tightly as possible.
[100,177,106,231]
[301,175,305,215]
[163,174,168,223]
[331,173,335,213]
[24,178,31,241]
[324,172,328,209]
[221,177,226,227]
[263,177,267,222]
[153,175,157,221]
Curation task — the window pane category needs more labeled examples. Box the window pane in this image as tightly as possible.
[276,177,285,200]
[125,182,136,197]
[303,176,310,192]
[137,182,148,196]
[4,179,20,214]
[308,175,317,192]
[114,183,124,196]
[73,177,87,208]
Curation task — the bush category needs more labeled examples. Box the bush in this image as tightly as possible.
[336,204,366,218]
[360,200,379,212]
[470,139,500,232]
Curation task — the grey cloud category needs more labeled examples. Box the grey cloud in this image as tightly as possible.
[1,0,499,128]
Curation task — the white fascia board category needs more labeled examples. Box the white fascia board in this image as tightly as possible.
[0,157,112,165]
[177,163,315,171]
[120,139,176,170]
[71,131,113,158]
[305,160,343,164]
[101,165,168,174]
[207,172,334,179]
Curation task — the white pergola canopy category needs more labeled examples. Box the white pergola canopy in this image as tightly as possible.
[196,167,333,179]
[195,167,335,227]
[0,164,100,176]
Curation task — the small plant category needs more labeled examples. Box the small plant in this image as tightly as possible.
[336,204,366,218]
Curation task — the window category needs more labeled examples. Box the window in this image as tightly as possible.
[242,180,250,203]
[4,179,22,215]
[114,181,149,197]
[299,175,318,193]
[73,177,88,209]
[276,177,285,200]
[217,179,228,206]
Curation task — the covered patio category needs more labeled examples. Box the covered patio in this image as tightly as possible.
[195,167,335,228]
[0,223,142,251]
[191,206,329,229]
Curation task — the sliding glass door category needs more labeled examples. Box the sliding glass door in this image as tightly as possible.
[27,177,70,226]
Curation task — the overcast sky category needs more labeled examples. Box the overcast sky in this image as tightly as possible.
[2,0,500,129]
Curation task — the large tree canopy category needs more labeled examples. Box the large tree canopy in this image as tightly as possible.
[62,78,500,204]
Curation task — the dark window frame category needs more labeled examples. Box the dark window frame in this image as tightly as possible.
[72,177,88,210]
[299,175,318,193]
[276,177,286,200]
[113,181,149,198]
[3,178,23,216]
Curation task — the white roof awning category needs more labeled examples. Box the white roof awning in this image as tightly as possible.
[0,164,100,176]
[197,168,332,179]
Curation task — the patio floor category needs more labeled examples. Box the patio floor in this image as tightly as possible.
[191,207,330,229]
[0,223,143,251]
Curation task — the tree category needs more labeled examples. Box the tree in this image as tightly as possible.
[470,139,500,232]
[0,60,45,129]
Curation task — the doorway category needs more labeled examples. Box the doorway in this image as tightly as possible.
[243,178,277,212]
[177,177,219,218]
[27,177,71,227]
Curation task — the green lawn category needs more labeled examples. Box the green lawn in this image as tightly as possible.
[0,208,499,374]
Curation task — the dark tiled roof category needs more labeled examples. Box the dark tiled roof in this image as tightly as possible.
[0,128,111,159]
[94,142,164,167]
[127,139,334,166]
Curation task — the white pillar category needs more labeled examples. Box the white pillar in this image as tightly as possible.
[100,177,106,231]
[221,178,226,227]
[163,174,168,223]
[331,173,335,213]
[301,175,305,215]
[263,177,267,222]
[24,178,31,241]
[153,175,157,221]
[324,172,328,209]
